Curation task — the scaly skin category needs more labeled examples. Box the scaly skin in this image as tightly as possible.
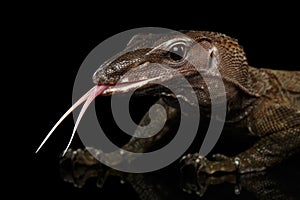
[85,31,300,174]
[181,67,300,174]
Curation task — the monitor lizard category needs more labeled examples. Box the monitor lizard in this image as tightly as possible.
[38,31,300,174]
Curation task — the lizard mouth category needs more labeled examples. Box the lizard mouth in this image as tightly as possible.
[102,76,163,95]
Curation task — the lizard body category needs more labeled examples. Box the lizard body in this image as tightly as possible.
[91,31,300,174]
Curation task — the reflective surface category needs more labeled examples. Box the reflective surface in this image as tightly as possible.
[58,148,300,200]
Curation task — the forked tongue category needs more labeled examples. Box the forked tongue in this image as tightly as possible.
[36,85,109,154]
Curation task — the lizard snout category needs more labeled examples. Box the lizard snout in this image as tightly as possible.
[93,49,149,85]
[92,66,119,85]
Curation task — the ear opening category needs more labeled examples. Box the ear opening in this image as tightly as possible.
[209,49,214,58]
[208,47,218,69]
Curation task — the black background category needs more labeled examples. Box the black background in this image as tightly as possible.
[12,3,300,199]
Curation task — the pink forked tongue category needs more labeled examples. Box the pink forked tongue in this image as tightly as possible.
[35,85,109,154]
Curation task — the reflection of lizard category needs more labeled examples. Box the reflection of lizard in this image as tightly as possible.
[61,148,300,200]
[91,31,300,174]
[60,149,180,200]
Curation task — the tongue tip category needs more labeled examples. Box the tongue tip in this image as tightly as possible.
[36,85,109,154]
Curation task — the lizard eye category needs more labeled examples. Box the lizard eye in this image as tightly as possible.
[167,43,187,62]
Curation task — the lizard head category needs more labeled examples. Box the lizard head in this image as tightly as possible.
[92,32,198,95]
[93,31,251,103]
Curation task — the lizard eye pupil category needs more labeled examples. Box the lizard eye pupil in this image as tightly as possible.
[168,44,186,61]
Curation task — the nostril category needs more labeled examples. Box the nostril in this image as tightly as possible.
[92,70,117,85]
[92,70,101,84]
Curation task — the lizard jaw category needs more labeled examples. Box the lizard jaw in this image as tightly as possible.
[102,76,164,95]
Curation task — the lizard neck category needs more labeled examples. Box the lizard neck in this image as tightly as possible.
[225,66,270,123]
[246,66,271,96]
